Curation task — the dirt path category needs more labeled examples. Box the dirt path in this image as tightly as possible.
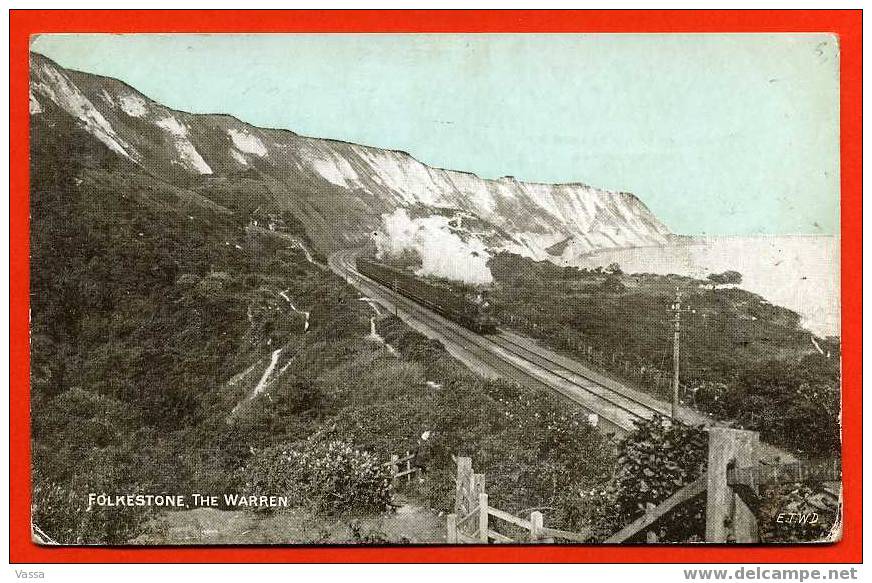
[134,497,446,545]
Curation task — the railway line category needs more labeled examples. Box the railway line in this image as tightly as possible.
[329,249,698,435]
[491,332,671,420]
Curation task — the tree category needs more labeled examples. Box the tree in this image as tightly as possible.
[606,262,623,275]
[707,270,742,290]
[601,274,626,293]
[721,270,742,285]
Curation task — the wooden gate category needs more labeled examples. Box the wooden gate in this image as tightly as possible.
[606,427,841,544]
[446,456,591,544]
[447,456,487,543]
[445,431,840,544]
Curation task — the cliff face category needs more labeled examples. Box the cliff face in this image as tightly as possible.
[30,52,671,268]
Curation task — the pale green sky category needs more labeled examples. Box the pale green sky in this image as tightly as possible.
[31,33,840,236]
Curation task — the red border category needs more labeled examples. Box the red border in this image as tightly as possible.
[9,9,862,564]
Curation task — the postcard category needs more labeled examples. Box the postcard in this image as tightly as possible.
[21,25,851,553]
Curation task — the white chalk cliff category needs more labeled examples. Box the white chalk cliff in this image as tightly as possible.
[30,51,672,276]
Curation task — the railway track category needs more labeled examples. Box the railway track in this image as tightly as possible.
[490,332,673,419]
[329,249,674,434]
[329,248,795,461]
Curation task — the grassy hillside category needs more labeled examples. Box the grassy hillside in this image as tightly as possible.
[29,119,617,544]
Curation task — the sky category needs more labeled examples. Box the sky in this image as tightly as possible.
[31,33,840,236]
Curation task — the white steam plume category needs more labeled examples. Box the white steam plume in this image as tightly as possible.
[374,208,494,285]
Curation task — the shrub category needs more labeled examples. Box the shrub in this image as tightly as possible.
[596,415,708,542]
[613,416,707,509]
[707,270,743,289]
[734,360,840,457]
[330,399,434,458]
[241,437,392,514]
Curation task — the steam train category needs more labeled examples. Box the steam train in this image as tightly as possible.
[355,258,498,334]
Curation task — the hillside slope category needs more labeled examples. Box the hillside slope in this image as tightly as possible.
[28,113,619,544]
[30,51,671,269]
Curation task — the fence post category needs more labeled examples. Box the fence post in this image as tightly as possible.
[478,493,489,543]
[454,457,472,517]
[473,473,486,500]
[706,427,760,543]
[390,454,399,480]
[446,513,458,543]
[530,511,544,543]
[644,502,658,543]
[405,451,412,483]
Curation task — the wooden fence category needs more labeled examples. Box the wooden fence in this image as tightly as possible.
[387,451,421,485]
[605,427,841,544]
[445,429,840,544]
[446,456,591,544]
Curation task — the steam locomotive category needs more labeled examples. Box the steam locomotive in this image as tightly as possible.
[355,258,498,334]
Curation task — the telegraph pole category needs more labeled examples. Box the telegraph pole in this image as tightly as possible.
[670,288,696,422]
[671,288,682,421]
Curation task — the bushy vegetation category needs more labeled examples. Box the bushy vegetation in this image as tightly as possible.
[590,416,708,542]
[30,114,838,546]
[29,120,359,542]
[693,357,840,457]
[486,253,841,458]
[29,121,617,542]
[706,270,743,289]
[241,438,393,514]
